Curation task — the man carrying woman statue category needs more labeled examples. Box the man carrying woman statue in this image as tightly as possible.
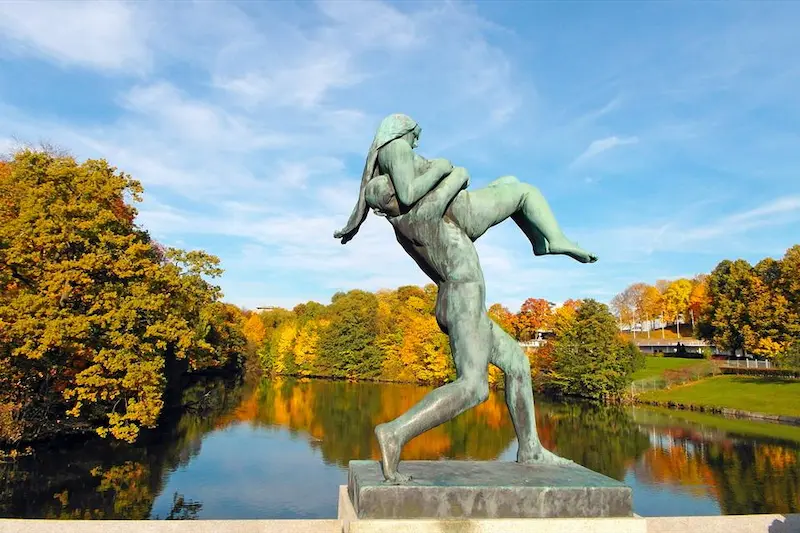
[334,113,597,483]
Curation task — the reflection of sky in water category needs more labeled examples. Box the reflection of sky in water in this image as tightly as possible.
[150,424,348,519]
[624,471,720,517]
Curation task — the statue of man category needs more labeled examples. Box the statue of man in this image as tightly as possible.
[335,114,596,483]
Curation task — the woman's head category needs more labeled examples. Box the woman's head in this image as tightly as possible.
[372,114,420,151]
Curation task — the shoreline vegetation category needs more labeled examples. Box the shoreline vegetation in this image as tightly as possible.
[2,148,799,450]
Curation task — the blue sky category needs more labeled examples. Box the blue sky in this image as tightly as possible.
[1,1,799,311]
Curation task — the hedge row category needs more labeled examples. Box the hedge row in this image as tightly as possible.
[720,366,800,379]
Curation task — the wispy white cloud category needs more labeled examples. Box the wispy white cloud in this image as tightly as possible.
[0,1,150,73]
[570,136,639,167]
[119,82,294,151]
[681,195,800,242]
[579,195,800,260]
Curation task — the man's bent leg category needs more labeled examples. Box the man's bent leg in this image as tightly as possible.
[377,281,492,483]
[488,322,573,465]
[375,374,488,483]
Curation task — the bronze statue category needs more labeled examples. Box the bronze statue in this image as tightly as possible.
[335,113,597,483]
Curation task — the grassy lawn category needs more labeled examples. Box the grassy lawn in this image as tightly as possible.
[640,375,800,417]
[622,324,697,341]
[630,356,702,381]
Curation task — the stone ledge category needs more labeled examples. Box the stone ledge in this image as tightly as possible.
[646,514,800,533]
[0,519,342,533]
[0,510,798,533]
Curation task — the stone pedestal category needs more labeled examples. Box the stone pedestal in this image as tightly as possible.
[347,460,632,520]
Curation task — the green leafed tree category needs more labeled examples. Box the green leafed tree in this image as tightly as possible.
[547,300,642,400]
[318,289,383,379]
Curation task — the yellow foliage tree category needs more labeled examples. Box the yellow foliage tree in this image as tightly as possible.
[0,149,245,444]
[664,279,693,337]
[294,319,327,376]
[751,337,788,359]
[242,313,267,347]
[271,321,298,375]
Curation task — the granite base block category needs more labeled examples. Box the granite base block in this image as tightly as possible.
[338,486,646,533]
[348,460,633,520]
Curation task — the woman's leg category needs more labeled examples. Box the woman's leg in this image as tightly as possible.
[450,176,597,263]
[488,321,572,465]
[375,281,492,483]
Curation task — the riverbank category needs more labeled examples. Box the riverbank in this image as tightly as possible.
[636,375,800,423]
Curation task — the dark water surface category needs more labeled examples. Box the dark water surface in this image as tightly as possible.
[1,378,799,519]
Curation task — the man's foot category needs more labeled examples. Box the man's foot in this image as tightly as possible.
[375,423,411,484]
[546,238,597,264]
[518,445,574,466]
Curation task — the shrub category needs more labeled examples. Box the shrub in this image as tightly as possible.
[720,367,800,379]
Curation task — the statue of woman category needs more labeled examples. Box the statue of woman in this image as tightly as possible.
[334,114,597,483]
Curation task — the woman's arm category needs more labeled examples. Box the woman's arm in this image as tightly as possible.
[415,167,469,219]
[378,139,452,208]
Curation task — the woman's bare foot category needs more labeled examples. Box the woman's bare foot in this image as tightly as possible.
[375,423,411,484]
[546,238,597,264]
[518,445,574,466]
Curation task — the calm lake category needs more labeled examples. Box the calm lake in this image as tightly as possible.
[1,377,799,519]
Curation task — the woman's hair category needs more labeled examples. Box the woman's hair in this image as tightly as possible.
[334,114,417,244]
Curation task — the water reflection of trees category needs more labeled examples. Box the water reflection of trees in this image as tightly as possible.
[634,430,800,514]
[2,378,800,518]
[231,378,518,466]
[538,402,651,481]
[0,377,245,519]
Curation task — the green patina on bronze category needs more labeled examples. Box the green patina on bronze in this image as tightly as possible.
[335,114,597,483]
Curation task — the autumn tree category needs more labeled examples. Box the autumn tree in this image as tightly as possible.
[611,284,640,335]
[777,246,800,338]
[242,312,267,361]
[488,303,516,338]
[747,257,793,358]
[0,149,245,444]
[516,298,553,341]
[551,299,582,337]
[663,279,693,337]
[699,259,761,356]
[688,275,710,332]
[293,318,327,376]
[697,252,800,359]
[377,287,452,384]
[640,285,662,337]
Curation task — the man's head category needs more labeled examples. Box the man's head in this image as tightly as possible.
[365,174,400,217]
